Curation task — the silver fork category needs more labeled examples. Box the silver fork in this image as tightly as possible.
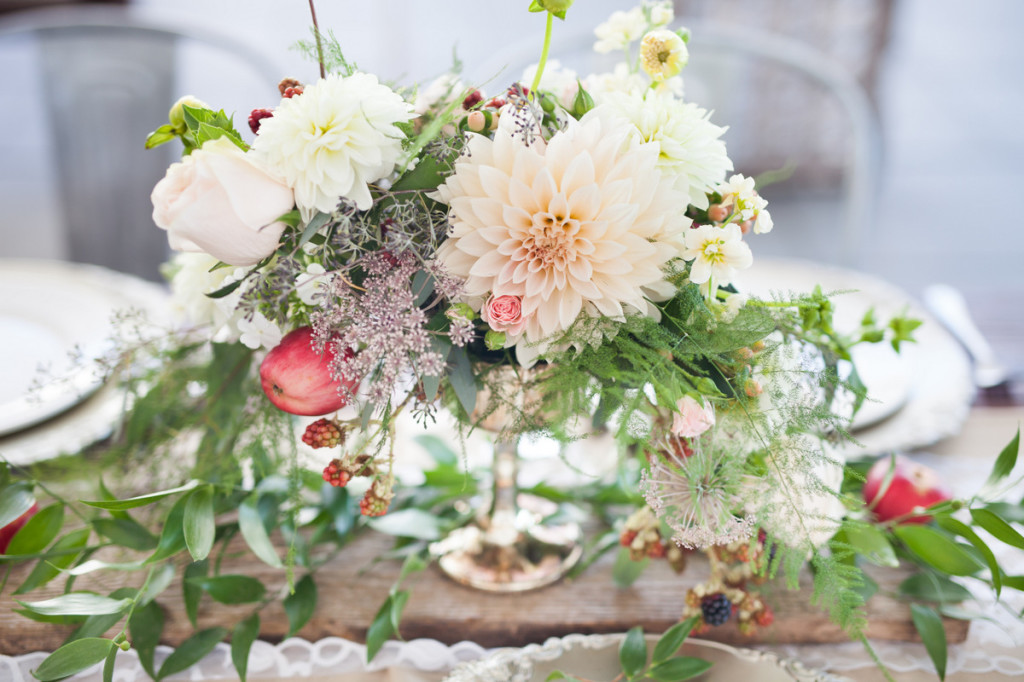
[922,284,1011,389]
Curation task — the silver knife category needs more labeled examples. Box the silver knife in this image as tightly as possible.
[922,284,1010,389]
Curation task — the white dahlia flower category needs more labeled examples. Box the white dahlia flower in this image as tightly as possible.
[592,91,731,209]
[435,113,691,363]
[253,73,415,218]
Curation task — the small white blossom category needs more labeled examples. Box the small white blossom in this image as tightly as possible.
[715,174,772,232]
[237,312,282,350]
[413,72,465,116]
[649,1,674,26]
[721,292,748,323]
[585,63,683,100]
[295,263,328,305]
[593,7,647,53]
[682,224,753,292]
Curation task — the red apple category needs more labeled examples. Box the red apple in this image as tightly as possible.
[259,327,357,416]
[863,455,952,524]
[0,501,39,554]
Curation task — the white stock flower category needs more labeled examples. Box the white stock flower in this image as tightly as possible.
[253,73,415,218]
[237,312,282,350]
[593,7,647,53]
[295,263,328,305]
[591,91,731,209]
[649,1,674,26]
[682,224,752,289]
[166,252,243,340]
[436,112,691,363]
[585,63,683,101]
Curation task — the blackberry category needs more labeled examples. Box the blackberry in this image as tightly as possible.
[322,459,351,488]
[303,418,343,449]
[277,78,302,96]
[248,108,273,134]
[701,593,732,627]
[462,89,483,110]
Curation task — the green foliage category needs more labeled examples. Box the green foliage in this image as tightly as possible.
[548,623,711,681]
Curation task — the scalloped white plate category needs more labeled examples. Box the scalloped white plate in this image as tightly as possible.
[443,633,851,682]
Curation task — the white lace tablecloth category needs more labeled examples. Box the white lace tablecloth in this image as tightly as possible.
[4,409,1023,682]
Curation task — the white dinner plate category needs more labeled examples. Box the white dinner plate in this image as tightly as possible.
[443,633,850,681]
[735,258,973,456]
[0,259,169,449]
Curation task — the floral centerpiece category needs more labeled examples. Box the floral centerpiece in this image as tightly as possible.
[3,3,1023,681]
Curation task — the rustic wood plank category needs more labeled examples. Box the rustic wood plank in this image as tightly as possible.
[0,529,968,655]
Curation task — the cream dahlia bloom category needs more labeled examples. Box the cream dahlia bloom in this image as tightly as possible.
[252,73,414,218]
[436,112,692,362]
[592,91,731,209]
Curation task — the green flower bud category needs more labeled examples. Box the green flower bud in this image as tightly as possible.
[446,303,476,322]
[484,330,507,351]
[571,80,595,119]
[528,0,573,19]
[168,95,210,133]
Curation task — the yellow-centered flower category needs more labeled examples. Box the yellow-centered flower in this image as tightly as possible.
[640,29,688,81]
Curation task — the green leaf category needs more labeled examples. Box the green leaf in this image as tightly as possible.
[911,604,947,680]
[366,509,442,540]
[15,527,90,594]
[984,501,1024,524]
[91,518,159,551]
[389,589,410,633]
[0,483,34,529]
[448,345,478,417]
[6,503,63,556]
[144,124,178,149]
[18,593,132,617]
[652,617,699,664]
[184,486,216,561]
[101,641,118,682]
[146,494,189,564]
[984,427,1020,489]
[648,656,714,681]
[971,508,1024,550]
[545,673,584,681]
[205,275,245,300]
[1004,575,1024,592]
[935,515,1003,596]
[156,627,228,681]
[899,573,972,603]
[845,523,899,567]
[284,574,317,637]
[611,546,648,588]
[894,525,983,576]
[183,560,209,628]
[140,562,176,606]
[67,559,147,576]
[32,638,114,681]
[186,575,266,604]
[365,595,396,663]
[619,626,647,678]
[413,434,458,466]
[67,610,126,643]
[239,494,283,568]
[83,481,198,510]
[231,613,260,682]
[298,211,331,247]
[397,552,427,587]
[129,600,164,680]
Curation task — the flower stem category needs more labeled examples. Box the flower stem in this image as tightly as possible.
[308,0,326,79]
[530,11,555,95]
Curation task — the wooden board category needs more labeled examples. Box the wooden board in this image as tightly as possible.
[0,530,968,655]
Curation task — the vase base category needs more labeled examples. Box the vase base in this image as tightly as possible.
[434,516,583,593]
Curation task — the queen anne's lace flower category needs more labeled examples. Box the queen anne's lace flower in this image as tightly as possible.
[436,112,691,363]
[592,91,731,209]
[253,73,415,218]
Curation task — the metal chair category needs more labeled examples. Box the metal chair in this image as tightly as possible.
[0,5,281,280]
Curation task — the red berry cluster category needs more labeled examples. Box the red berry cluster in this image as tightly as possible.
[278,78,304,98]
[359,480,394,517]
[248,108,273,134]
[303,418,344,449]
[321,459,351,488]
[320,453,375,489]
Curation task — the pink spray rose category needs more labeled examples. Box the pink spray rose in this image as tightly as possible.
[482,294,527,336]
[671,395,715,438]
[151,137,294,266]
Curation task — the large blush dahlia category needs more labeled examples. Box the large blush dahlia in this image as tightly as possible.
[252,73,414,218]
[436,113,691,362]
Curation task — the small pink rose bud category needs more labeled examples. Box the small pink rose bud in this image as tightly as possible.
[671,396,715,438]
[482,294,527,336]
[744,379,763,397]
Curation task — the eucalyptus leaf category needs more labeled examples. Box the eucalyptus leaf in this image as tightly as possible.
[91,518,158,551]
[183,560,209,628]
[184,486,216,561]
[611,546,648,588]
[32,637,113,681]
[156,627,228,681]
[898,573,972,603]
[14,528,90,594]
[911,604,948,680]
[5,503,63,556]
[284,574,317,637]
[365,595,396,662]
[83,481,198,511]
[618,626,647,678]
[367,509,442,540]
[298,211,331,247]
[17,593,132,617]
[186,575,266,604]
[0,483,34,529]
[145,494,188,564]
[232,613,260,682]
[984,427,1020,490]
[239,494,283,568]
[935,515,1003,595]
[652,617,699,664]
[647,656,714,681]
[971,508,1024,550]
[448,345,477,417]
[128,600,164,680]
[894,525,983,576]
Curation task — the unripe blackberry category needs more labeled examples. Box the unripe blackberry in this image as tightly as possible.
[248,108,273,134]
[283,86,304,98]
[322,459,351,487]
[619,529,638,547]
[360,488,391,517]
[302,418,344,449]
[278,78,302,96]
[701,593,732,626]
[754,605,774,627]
